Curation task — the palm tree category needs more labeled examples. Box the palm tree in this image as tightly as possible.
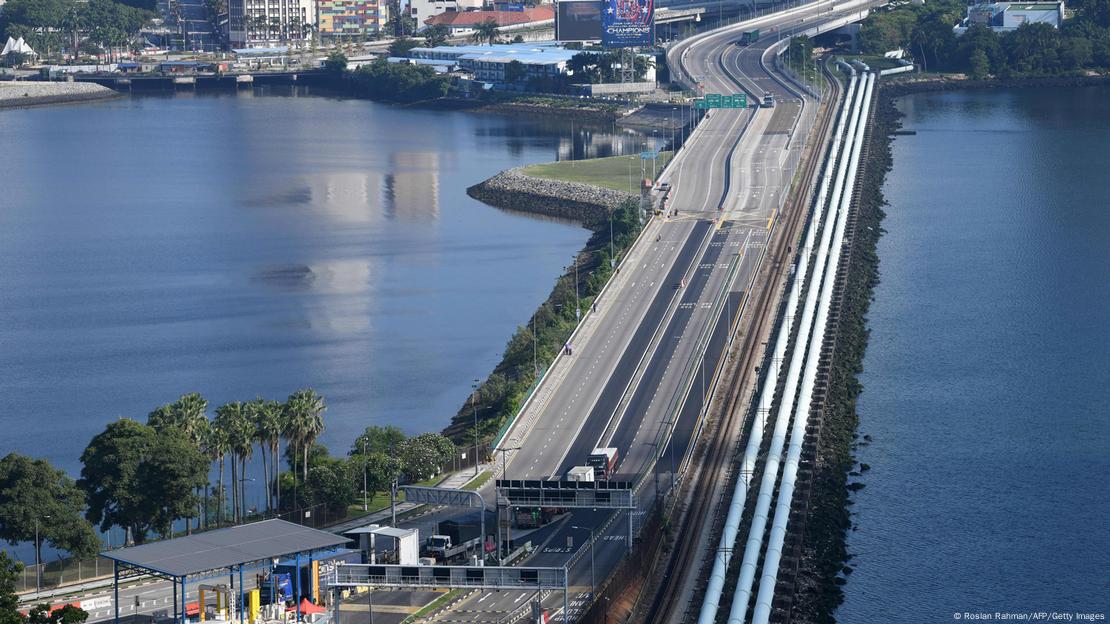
[423,24,449,48]
[148,393,209,532]
[269,16,283,42]
[250,398,283,512]
[283,389,327,492]
[471,19,501,46]
[201,423,229,527]
[249,14,269,44]
[215,402,251,523]
[61,5,83,62]
[286,16,301,48]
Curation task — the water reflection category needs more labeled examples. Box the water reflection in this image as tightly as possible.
[384,152,440,222]
[0,90,650,483]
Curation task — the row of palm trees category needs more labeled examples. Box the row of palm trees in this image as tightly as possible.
[147,389,326,529]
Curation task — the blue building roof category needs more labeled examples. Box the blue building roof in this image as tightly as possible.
[411,42,577,65]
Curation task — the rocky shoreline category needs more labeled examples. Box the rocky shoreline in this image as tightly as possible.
[0,82,119,109]
[466,167,635,228]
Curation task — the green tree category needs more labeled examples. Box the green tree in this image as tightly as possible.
[955,24,1003,73]
[214,402,252,523]
[200,422,228,527]
[349,452,400,503]
[250,399,284,512]
[388,36,420,57]
[284,389,326,481]
[349,59,451,102]
[147,393,209,532]
[969,47,990,79]
[504,59,527,83]
[422,23,450,48]
[350,425,406,457]
[0,552,21,624]
[50,605,89,624]
[471,19,500,46]
[27,605,52,624]
[139,433,208,539]
[79,420,207,544]
[324,50,348,74]
[0,454,100,568]
[306,460,354,512]
[79,419,155,544]
[2,52,28,68]
[399,433,454,482]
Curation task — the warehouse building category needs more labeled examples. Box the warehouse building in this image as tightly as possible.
[404,42,576,81]
[956,1,1065,33]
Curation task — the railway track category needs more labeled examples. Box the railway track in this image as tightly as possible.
[644,47,843,624]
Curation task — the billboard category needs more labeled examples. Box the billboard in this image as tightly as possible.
[602,0,654,48]
[557,0,604,42]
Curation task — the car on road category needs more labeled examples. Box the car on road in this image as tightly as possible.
[656,181,671,192]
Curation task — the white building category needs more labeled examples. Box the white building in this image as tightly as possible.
[406,42,575,81]
[956,1,1064,33]
[408,0,486,29]
[228,0,316,48]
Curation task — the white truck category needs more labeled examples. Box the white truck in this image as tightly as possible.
[425,534,482,562]
[566,466,595,482]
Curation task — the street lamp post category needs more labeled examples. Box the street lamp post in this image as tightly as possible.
[609,209,616,270]
[532,313,539,378]
[571,525,595,597]
[670,106,676,150]
[35,515,50,592]
[574,258,581,321]
[362,438,369,511]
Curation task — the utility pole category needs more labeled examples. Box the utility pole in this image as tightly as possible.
[671,106,676,150]
[571,525,596,597]
[609,210,615,270]
[574,258,580,321]
[362,438,368,511]
[390,478,398,526]
[494,446,521,565]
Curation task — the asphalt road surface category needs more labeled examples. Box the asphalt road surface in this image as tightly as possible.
[445,1,880,622]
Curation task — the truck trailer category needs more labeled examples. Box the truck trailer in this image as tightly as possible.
[424,517,485,562]
[587,447,619,480]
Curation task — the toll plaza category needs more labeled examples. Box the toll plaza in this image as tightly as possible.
[101,519,349,624]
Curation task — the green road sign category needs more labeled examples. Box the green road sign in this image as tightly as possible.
[694,93,747,109]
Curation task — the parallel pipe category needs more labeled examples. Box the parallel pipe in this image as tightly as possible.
[751,72,876,624]
[728,69,870,624]
[695,72,859,624]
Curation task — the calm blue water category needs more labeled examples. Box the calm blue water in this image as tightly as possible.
[0,90,653,489]
[837,87,1110,620]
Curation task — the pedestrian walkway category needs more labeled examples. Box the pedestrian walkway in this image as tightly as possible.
[328,465,491,534]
